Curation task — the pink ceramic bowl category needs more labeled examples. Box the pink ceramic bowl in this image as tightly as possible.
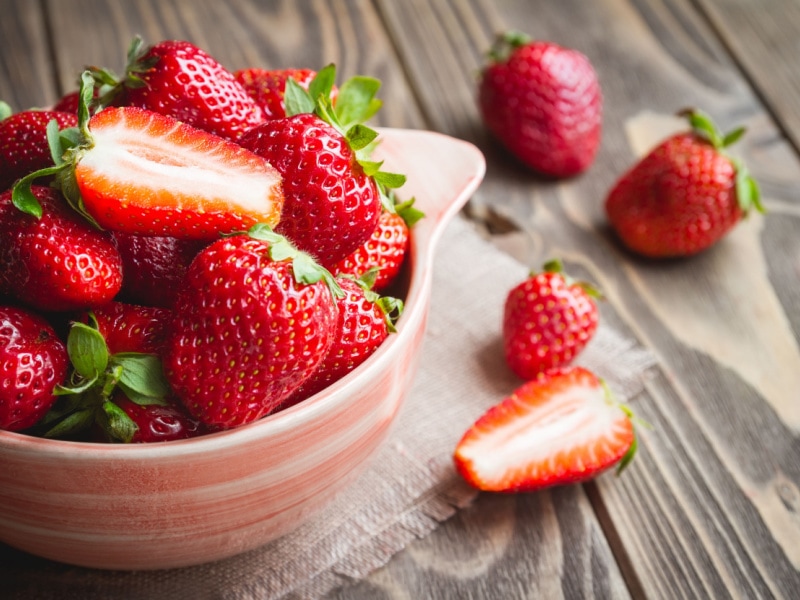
[0,128,485,570]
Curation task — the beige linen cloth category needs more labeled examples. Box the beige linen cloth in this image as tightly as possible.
[2,215,657,599]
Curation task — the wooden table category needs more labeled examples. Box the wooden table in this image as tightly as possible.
[2,1,798,598]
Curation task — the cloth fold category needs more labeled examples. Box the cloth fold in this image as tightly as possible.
[3,215,657,600]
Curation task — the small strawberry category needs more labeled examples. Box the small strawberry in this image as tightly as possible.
[93,37,264,140]
[478,31,602,177]
[113,232,207,307]
[38,312,176,443]
[51,87,99,114]
[332,196,423,292]
[163,225,340,429]
[0,101,78,191]
[239,64,406,268]
[284,272,403,406]
[90,301,172,355]
[103,392,205,443]
[12,72,284,241]
[605,109,764,258]
[0,305,69,432]
[0,185,123,312]
[235,67,338,120]
[503,259,600,380]
[454,366,637,493]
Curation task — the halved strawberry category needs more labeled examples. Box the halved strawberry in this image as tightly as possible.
[12,74,284,240]
[453,366,636,493]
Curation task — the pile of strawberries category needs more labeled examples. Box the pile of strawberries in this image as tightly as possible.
[454,31,763,494]
[0,38,416,441]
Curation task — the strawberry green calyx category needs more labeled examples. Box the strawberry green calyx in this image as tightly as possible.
[90,35,159,109]
[599,378,651,475]
[39,314,170,442]
[245,223,345,298]
[342,268,405,333]
[284,63,406,212]
[11,71,95,221]
[680,108,765,216]
[487,30,532,63]
[541,258,604,301]
[393,195,425,228]
[0,100,12,120]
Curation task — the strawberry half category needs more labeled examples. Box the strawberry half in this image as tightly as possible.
[12,73,284,240]
[454,367,636,493]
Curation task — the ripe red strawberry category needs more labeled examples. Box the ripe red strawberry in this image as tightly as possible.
[113,232,207,307]
[478,31,602,177]
[0,305,69,431]
[332,197,423,292]
[605,109,763,258]
[105,392,205,443]
[0,102,77,191]
[13,74,284,241]
[239,64,405,268]
[163,226,340,429]
[95,37,264,140]
[0,186,123,312]
[235,67,337,120]
[454,366,637,493]
[503,259,600,380]
[51,88,99,114]
[91,301,172,355]
[284,274,403,406]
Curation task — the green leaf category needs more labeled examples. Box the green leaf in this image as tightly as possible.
[0,100,12,121]
[67,321,110,380]
[307,63,336,103]
[112,353,170,400]
[358,159,383,177]
[395,197,425,227]
[77,70,95,137]
[335,75,381,129]
[346,124,378,151]
[291,252,345,298]
[616,430,638,476]
[376,296,404,333]
[102,400,138,443]
[43,407,95,439]
[11,178,45,218]
[685,109,722,147]
[46,118,64,166]
[58,126,81,152]
[284,77,315,116]
[373,170,406,190]
[722,126,746,147]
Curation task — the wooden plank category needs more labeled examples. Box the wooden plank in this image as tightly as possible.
[693,0,800,153]
[0,0,57,110]
[374,0,800,598]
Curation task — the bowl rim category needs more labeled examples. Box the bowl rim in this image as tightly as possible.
[0,127,486,460]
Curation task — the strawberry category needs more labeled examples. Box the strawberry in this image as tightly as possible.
[37,310,176,442]
[163,225,340,429]
[284,273,403,406]
[453,366,637,493]
[0,101,77,191]
[503,259,600,380]
[332,196,423,292]
[239,64,406,268]
[113,232,207,307]
[90,301,172,355]
[51,88,99,114]
[605,109,764,258]
[478,31,602,177]
[103,392,205,443]
[0,305,69,431]
[93,37,264,140]
[235,67,337,120]
[12,73,284,241]
[0,185,123,312]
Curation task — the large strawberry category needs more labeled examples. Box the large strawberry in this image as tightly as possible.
[0,305,69,431]
[453,366,637,493]
[163,225,340,429]
[332,196,423,292]
[238,64,405,268]
[284,273,403,406]
[605,109,763,257]
[93,37,264,140]
[0,185,123,312]
[503,259,600,380]
[478,31,602,177]
[0,101,77,191]
[235,67,338,120]
[113,232,207,308]
[12,72,284,241]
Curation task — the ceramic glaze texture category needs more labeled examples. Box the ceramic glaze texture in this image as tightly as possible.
[0,128,486,570]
